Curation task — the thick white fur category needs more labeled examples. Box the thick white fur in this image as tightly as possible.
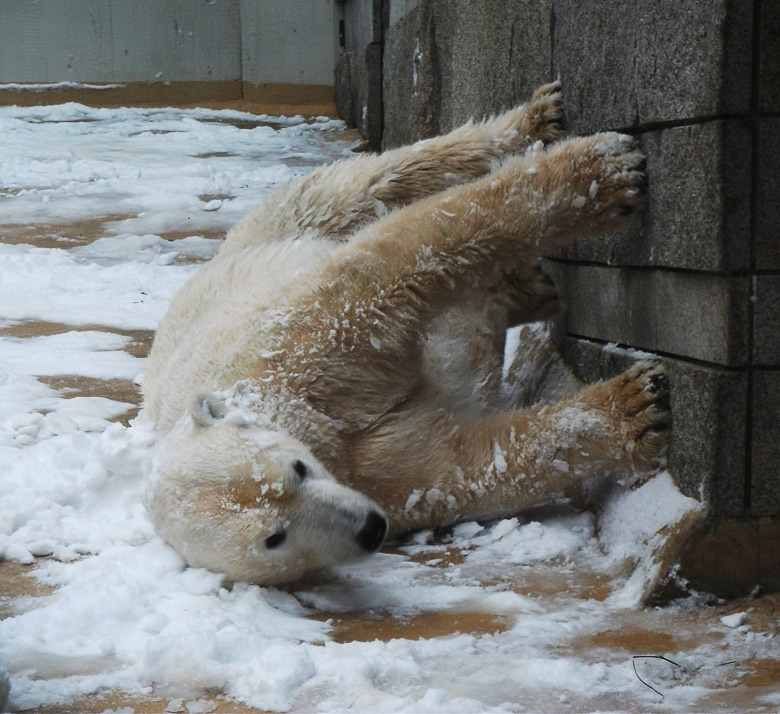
[143,83,670,586]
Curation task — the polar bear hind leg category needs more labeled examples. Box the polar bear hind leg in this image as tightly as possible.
[222,82,566,253]
[423,257,563,414]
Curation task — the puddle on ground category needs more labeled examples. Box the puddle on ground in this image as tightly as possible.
[0,320,154,358]
[739,654,780,688]
[0,320,152,423]
[195,151,238,159]
[20,116,102,125]
[7,557,780,714]
[0,561,54,619]
[316,609,512,644]
[29,693,267,714]
[127,129,183,137]
[39,376,141,423]
[0,214,226,253]
[154,228,226,245]
[199,116,294,132]
[503,564,614,601]
[0,214,136,249]
[198,193,235,204]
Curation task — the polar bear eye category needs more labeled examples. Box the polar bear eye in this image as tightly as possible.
[264,530,287,549]
[292,460,308,480]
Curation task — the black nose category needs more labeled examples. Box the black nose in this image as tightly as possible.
[355,510,388,552]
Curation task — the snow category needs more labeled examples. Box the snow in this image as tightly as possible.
[720,611,748,629]
[0,82,127,92]
[0,103,775,713]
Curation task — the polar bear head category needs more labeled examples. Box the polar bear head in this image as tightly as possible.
[145,393,388,586]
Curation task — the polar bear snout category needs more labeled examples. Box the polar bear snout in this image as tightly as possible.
[356,509,388,552]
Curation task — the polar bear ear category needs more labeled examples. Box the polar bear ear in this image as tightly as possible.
[189,392,227,427]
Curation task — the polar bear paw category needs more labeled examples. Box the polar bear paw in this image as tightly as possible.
[526,80,566,144]
[582,132,647,220]
[497,81,566,154]
[612,360,671,473]
[540,132,647,230]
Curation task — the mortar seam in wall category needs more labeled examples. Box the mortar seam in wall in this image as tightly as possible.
[613,112,749,135]
[745,0,762,514]
[564,333,757,373]
[543,256,767,279]
[237,0,244,95]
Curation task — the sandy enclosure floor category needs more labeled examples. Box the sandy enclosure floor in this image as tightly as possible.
[0,105,779,714]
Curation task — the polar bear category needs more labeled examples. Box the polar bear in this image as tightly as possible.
[142,83,670,586]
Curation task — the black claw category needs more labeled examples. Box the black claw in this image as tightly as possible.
[649,372,668,393]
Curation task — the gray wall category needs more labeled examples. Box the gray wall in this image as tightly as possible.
[335,0,780,590]
[241,1,338,86]
[0,0,336,87]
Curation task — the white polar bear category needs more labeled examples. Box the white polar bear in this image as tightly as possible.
[142,83,669,586]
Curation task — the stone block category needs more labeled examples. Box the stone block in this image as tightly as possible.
[444,0,553,130]
[757,119,780,269]
[382,5,424,148]
[663,358,746,516]
[547,121,752,272]
[334,53,357,127]
[559,265,750,366]
[751,371,780,516]
[753,275,780,367]
[342,0,383,52]
[676,518,760,598]
[759,518,780,591]
[676,516,780,597]
[387,0,420,27]
[334,44,383,145]
[382,1,453,147]
[382,0,554,147]
[551,0,752,133]
[382,1,754,150]
[558,338,747,515]
[760,0,780,112]
[352,43,383,145]
[654,272,750,366]
[560,265,652,347]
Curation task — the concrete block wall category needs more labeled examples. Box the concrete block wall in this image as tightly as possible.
[0,0,338,110]
[240,1,339,87]
[0,0,242,84]
[335,0,384,143]
[336,0,780,593]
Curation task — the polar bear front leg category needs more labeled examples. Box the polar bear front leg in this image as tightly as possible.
[458,360,670,517]
[372,361,671,536]
[222,83,565,252]
[335,131,646,325]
